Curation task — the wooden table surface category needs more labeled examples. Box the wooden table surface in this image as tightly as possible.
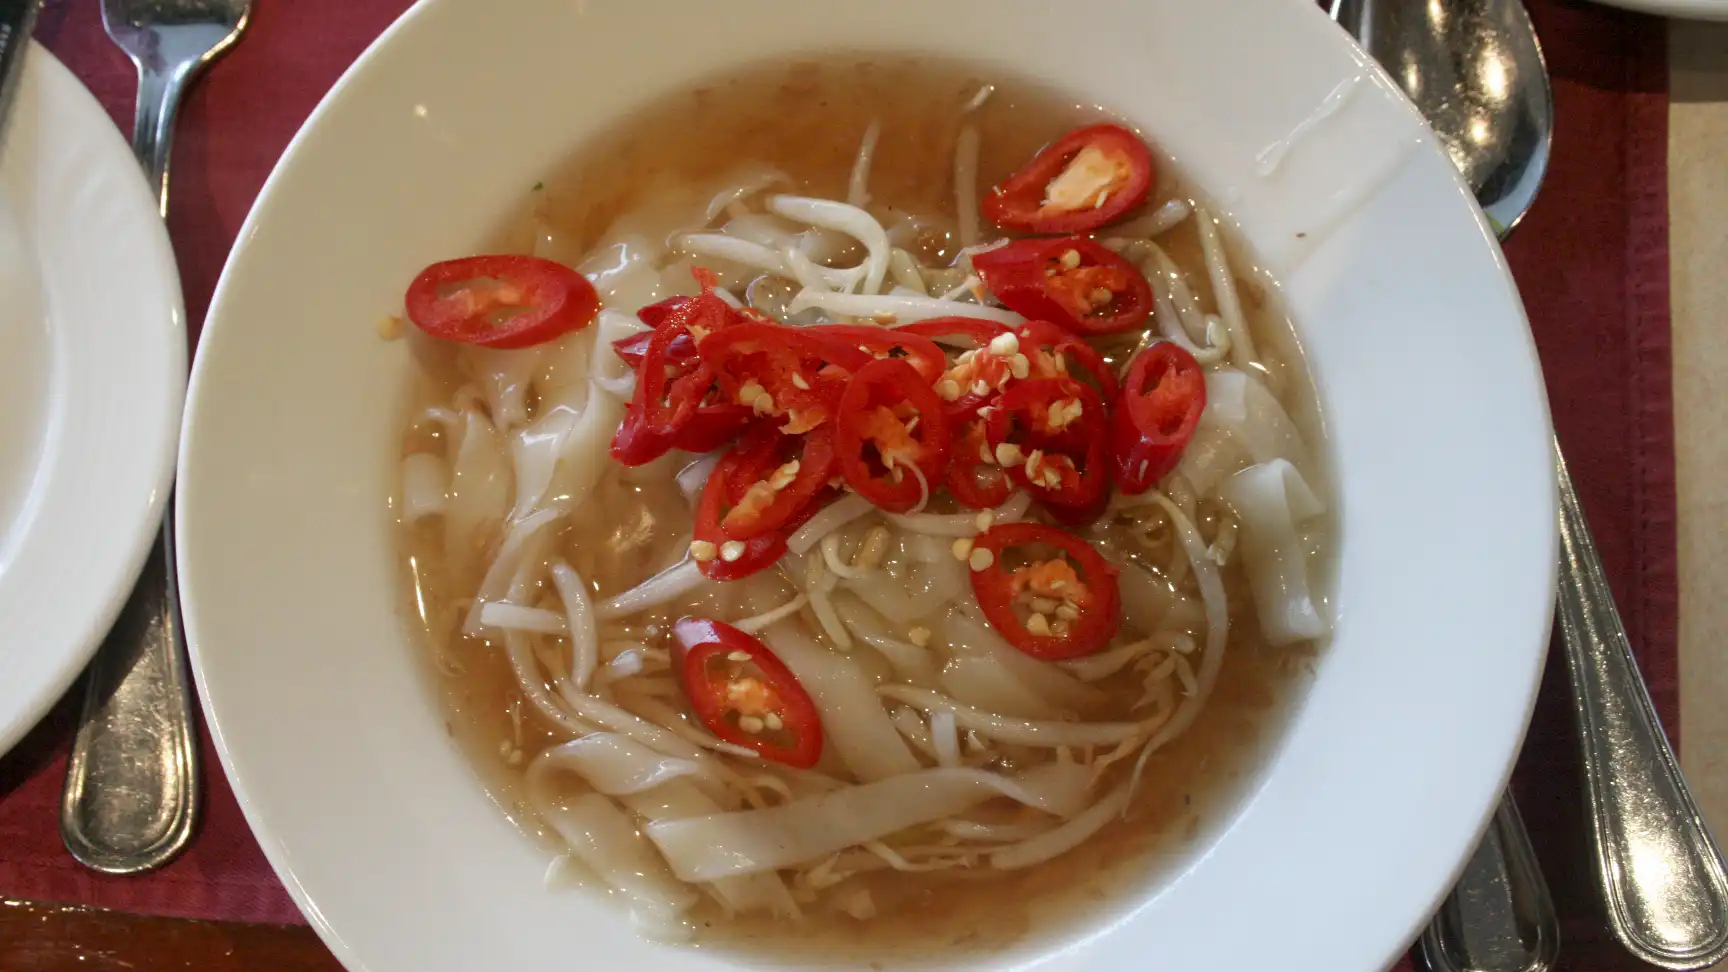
[0,899,337,970]
[8,13,1728,972]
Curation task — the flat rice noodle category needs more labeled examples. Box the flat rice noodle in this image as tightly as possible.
[887,248,928,295]
[543,392,624,514]
[1218,459,1329,646]
[556,683,738,796]
[796,225,859,267]
[786,289,1025,327]
[532,734,704,797]
[762,624,921,782]
[939,611,1106,712]
[841,556,965,626]
[989,781,1133,870]
[595,559,709,620]
[578,236,669,314]
[942,818,1054,843]
[883,491,1032,538]
[832,595,939,687]
[619,778,798,919]
[721,212,801,248]
[400,452,448,523]
[939,657,1062,720]
[527,788,698,940]
[1174,414,1251,498]
[787,492,874,555]
[444,409,512,559]
[929,711,962,768]
[878,685,1139,747]
[464,505,566,635]
[533,326,595,415]
[593,308,649,401]
[466,346,540,431]
[1203,368,1313,475]
[1115,558,1201,638]
[643,763,1092,882]
[507,405,575,525]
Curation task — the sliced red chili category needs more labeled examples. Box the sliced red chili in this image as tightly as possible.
[895,316,1009,349]
[637,295,693,330]
[719,423,838,540]
[979,122,1154,235]
[984,377,1110,516]
[699,322,871,434]
[404,255,599,349]
[974,237,1152,336]
[1113,342,1206,494]
[969,523,1121,660]
[692,451,827,581]
[835,358,951,513]
[896,318,1018,417]
[611,295,700,369]
[1015,320,1121,402]
[674,618,823,768]
[610,291,748,466]
[946,417,1013,510]
[806,324,948,382]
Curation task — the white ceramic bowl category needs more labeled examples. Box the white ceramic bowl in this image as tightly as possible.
[177,1,1557,970]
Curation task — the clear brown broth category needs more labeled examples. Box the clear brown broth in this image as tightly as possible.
[397,55,1326,965]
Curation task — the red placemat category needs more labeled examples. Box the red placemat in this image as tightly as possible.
[0,0,1679,966]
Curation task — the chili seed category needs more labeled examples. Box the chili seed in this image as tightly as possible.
[689,540,718,562]
[969,548,995,571]
[764,712,784,731]
[1026,612,1052,636]
[739,715,766,734]
[951,538,974,561]
[720,541,747,562]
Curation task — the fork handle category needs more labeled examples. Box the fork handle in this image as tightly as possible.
[1556,442,1728,969]
[130,61,195,217]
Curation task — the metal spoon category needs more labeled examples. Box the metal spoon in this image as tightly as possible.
[1331,1,1728,968]
[59,0,251,875]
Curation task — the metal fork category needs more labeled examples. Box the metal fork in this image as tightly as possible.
[59,0,249,875]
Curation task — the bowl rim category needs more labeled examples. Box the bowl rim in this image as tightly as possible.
[177,1,1558,969]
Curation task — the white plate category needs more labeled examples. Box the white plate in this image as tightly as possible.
[0,44,184,755]
[1588,0,1728,18]
[177,1,1556,970]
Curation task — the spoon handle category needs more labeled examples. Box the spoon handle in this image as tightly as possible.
[1555,442,1728,969]
[59,55,201,875]
[60,526,199,873]
[1418,793,1559,972]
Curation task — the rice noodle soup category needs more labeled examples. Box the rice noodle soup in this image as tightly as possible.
[393,57,1332,956]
